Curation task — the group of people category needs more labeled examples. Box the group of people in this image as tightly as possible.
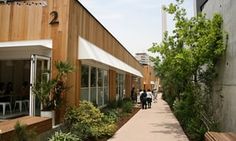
[0,82,14,95]
[131,87,158,109]
[0,81,29,99]
[140,89,154,109]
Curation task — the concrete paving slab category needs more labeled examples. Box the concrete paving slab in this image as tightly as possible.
[108,93,189,141]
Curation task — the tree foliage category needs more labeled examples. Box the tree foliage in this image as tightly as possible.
[64,101,116,140]
[149,0,227,140]
[49,131,81,141]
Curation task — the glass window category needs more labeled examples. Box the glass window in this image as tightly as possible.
[116,74,119,100]
[121,74,125,99]
[90,67,97,105]
[80,65,89,101]
[104,70,109,104]
[119,74,123,99]
[116,73,125,101]
[80,64,109,106]
[98,69,103,106]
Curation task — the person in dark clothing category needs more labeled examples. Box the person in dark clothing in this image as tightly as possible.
[0,82,5,95]
[140,89,147,109]
[20,81,29,100]
[4,82,13,95]
[131,87,137,103]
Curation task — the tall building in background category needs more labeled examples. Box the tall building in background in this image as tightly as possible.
[135,53,159,91]
[135,53,149,65]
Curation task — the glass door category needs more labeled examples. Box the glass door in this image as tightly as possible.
[29,55,50,116]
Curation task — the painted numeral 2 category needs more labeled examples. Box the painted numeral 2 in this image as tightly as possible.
[49,11,59,24]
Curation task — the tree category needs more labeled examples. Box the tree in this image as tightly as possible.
[149,0,227,140]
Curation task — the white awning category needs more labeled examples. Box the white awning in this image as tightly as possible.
[0,40,52,48]
[78,37,143,77]
[0,40,52,59]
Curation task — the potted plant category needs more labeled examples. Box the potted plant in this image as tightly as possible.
[32,61,74,126]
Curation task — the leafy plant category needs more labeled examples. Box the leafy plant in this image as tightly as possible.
[55,61,74,80]
[32,61,74,110]
[13,121,36,141]
[65,101,116,140]
[48,131,81,141]
[102,109,119,122]
[32,78,56,111]
[64,106,80,127]
[106,100,119,109]
[121,99,133,113]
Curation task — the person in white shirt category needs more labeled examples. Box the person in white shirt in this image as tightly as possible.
[137,89,143,104]
[146,89,153,108]
[152,89,157,103]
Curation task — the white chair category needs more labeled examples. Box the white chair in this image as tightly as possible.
[0,102,12,115]
[22,99,29,110]
[14,100,23,112]
[14,100,29,112]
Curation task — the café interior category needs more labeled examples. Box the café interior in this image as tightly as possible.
[0,60,30,119]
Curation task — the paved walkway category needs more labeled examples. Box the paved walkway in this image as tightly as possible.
[108,93,189,141]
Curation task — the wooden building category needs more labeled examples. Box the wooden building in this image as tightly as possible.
[141,65,159,91]
[0,0,143,124]
[135,53,160,91]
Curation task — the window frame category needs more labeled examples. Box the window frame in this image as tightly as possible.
[80,61,109,107]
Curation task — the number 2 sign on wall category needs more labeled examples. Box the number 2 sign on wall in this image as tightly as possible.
[49,11,59,25]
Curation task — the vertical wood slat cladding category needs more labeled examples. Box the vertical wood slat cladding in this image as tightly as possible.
[0,0,142,106]
[67,0,79,106]
[0,0,71,80]
[109,69,117,101]
[0,5,10,41]
[68,0,143,104]
[68,0,142,71]
[125,74,132,98]
[0,0,70,61]
[0,0,71,123]
[0,0,142,71]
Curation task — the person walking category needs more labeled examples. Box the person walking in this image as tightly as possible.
[153,89,158,103]
[140,89,147,109]
[147,89,153,108]
[131,87,136,103]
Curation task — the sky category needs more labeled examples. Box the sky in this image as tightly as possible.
[78,0,194,56]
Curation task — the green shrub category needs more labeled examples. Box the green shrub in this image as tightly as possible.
[64,106,80,128]
[106,100,118,109]
[117,99,124,108]
[162,88,176,108]
[65,101,116,140]
[106,99,123,109]
[121,100,133,113]
[48,131,81,141]
[186,118,207,140]
[13,121,36,141]
[102,109,119,122]
[172,89,209,141]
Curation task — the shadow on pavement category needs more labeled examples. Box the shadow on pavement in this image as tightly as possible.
[150,122,185,135]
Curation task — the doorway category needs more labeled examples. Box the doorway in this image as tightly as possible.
[0,40,52,119]
[30,55,50,116]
